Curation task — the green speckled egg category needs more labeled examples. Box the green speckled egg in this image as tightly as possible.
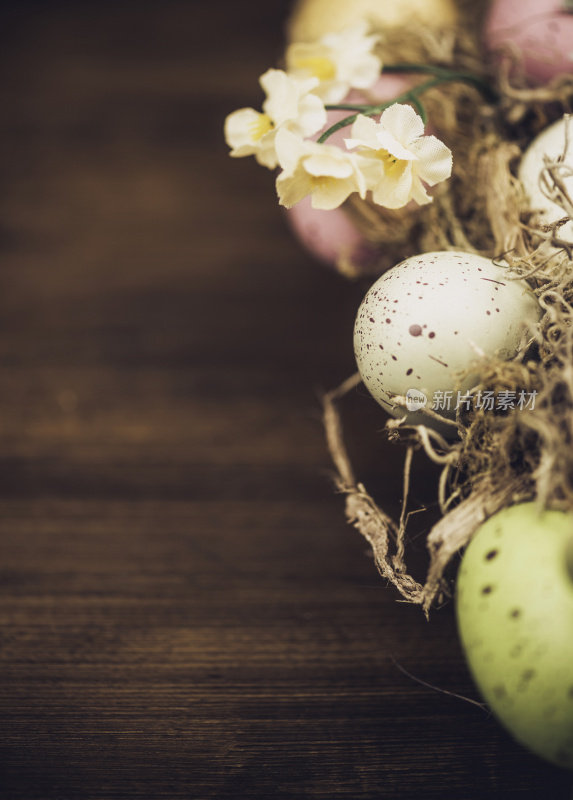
[456,502,573,769]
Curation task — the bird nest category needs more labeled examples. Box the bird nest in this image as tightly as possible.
[322,26,573,614]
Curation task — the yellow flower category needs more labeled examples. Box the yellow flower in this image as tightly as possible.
[275,127,368,210]
[286,21,382,104]
[345,103,452,208]
[224,69,326,169]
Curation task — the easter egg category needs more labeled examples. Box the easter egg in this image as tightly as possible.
[284,195,380,272]
[484,0,573,85]
[284,75,417,273]
[353,251,540,428]
[518,116,573,243]
[456,502,573,769]
[287,0,458,44]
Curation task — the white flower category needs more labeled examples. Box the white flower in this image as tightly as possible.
[224,69,327,169]
[286,21,382,104]
[275,127,368,210]
[344,103,453,209]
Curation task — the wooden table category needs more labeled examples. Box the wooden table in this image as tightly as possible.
[0,2,571,797]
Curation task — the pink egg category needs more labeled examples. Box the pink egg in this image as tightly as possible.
[284,74,417,272]
[285,194,380,271]
[484,0,573,84]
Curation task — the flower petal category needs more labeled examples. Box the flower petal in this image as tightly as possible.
[346,114,379,149]
[410,179,432,206]
[355,153,383,190]
[285,42,336,81]
[276,167,314,208]
[303,151,355,179]
[261,69,319,126]
[260,69,298,125]
[371,161,414,208]
[311,177,357,210]
[409,135,453,186]
[254,132,280,169]
[372,128,416,161]
[292,91,327,138]
[311,79,349,104]
[322,21,380,54]
[274,127,306,174]
[224,107,261,152]
[286,21,381,104]
[352,53,383,88]
[378,103,425,145]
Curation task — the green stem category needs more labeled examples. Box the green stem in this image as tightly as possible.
[317,111,360,142]
[383,63,498,102]
[319,63,497,144]
[408,94,428,125]
[322,103,374,112]
[320,76,443,144]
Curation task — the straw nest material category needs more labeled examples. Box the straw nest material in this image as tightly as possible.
[321,23,573,615]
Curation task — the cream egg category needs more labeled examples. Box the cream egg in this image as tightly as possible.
[484,0,573,85]
[353,251,540,428]
[518,116,573,243]
[287,0,458,43]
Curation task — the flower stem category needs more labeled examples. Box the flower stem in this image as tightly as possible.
[383,63,498,103]
[320,76,442,143]
[322,103,374,112]
[408,94,428,125]
[320,64,497,144]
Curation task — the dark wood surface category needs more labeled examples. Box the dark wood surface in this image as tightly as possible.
[0,2,571,798]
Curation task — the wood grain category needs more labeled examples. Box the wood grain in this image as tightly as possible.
[0,2,571,798]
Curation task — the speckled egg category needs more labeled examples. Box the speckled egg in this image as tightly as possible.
[518,116,573,243]
[284,75,417,273]
[353,251,540,427]
[287,0,458,43]
[484,0,573,85]
[456,503,573,769]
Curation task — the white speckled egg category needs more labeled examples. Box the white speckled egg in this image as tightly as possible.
[519,116,573,243]
[353,251,540,427]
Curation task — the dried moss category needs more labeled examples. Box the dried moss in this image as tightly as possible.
[323,25,573,613]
